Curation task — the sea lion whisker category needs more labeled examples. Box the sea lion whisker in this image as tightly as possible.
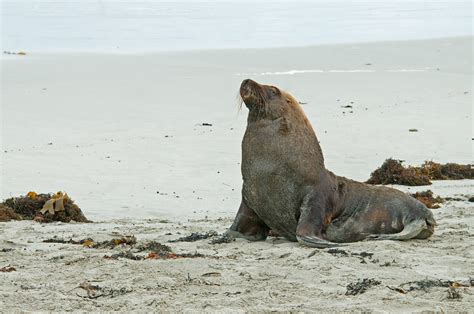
[236,92,244,112]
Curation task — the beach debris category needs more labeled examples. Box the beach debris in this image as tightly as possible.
[387,286,407,294]
[39,191,68,215]
[44,235,213,261]
[202,272,221,277]
[142,243,172,259]
[77,281,132,299]
[387,279,471,299]
[224,291,242,296]
[0,191,90,223]
[104,251,144,261]
[1,248,14,253]
[366,159,473,186]
[421,161,473,180]
[326,248,374,259]
[410,190,444,209]
[201,123,213,126]
[78,281,102,298]
[444,196,466,201]
[169,230,218,243]
[279,253,291,259]
[145,249,207,260]
[0,205,22,221]
[399,279,470,292]
[43,236,136,249]
[210,233,235,244]
[102,240,211,260]
[446,287,462,300]
[345,278,381,295]
[44,237,93,245]
[326,248,349,256]
[408,128,418,132]
[379,259,398,267]
[308,250,318,258]
[366,159,430,185]
[134,241,171,252]
[3,51,27,56]
[0,266,16,272]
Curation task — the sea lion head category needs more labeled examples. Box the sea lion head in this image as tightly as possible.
[240,79,294,120]
[240,79,310,127]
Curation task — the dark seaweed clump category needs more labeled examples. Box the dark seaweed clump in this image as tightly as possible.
[0,192,90,223]
[410,190,445,209]
[345,278,381,295]
[169,231,218,243]
[366,159,473,186]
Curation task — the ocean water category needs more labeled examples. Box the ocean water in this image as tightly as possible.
[1,0,472,53]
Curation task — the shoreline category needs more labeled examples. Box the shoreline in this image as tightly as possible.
[2,35,472,57]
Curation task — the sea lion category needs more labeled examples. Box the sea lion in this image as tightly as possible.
[228,79,436,248]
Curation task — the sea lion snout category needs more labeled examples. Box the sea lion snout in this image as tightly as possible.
[240,79,257,97]
[240,79,262,106]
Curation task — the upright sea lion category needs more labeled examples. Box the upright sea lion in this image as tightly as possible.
[228,79,436,248]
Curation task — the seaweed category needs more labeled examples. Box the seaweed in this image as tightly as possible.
[410,190,444,209]
[104,251,144,261]
[0,205,22,222]
[446,287,462,300]
[43,236,136,249]
[326,248,349,256]
[134,241,172,253]
[345,278,381,295]
[77,281,133,299]
[0,266,16,272]
[169,230,218,243]
[366,159,473,186]
[210,233,235,244]
[400,279,458,292]
[421,161,473,180]
[0,192,90,223]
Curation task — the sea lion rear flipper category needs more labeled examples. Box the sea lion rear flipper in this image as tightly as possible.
[366,219,428,241]
[228,199,269,241]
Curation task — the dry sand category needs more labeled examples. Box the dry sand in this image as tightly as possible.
[1,37,473,311]
[0,182,473,312]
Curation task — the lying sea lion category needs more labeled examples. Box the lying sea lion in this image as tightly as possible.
[228,79,436,248]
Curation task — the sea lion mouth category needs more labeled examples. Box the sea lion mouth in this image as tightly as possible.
[240,79,266,108]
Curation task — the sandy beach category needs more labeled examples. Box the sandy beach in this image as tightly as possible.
[0,181,473,312]
[1,37,473,311]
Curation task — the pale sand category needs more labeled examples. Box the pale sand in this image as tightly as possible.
[1,37,473,311]
[0,182,473,312]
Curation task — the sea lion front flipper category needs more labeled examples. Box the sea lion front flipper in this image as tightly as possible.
[228,199,269,241]
[296,235,343,248]
[296,190,340,248]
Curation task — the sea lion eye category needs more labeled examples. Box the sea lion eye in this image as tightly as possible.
[269,86,280,97]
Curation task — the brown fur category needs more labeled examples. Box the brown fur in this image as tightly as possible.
[229,80,435,247]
